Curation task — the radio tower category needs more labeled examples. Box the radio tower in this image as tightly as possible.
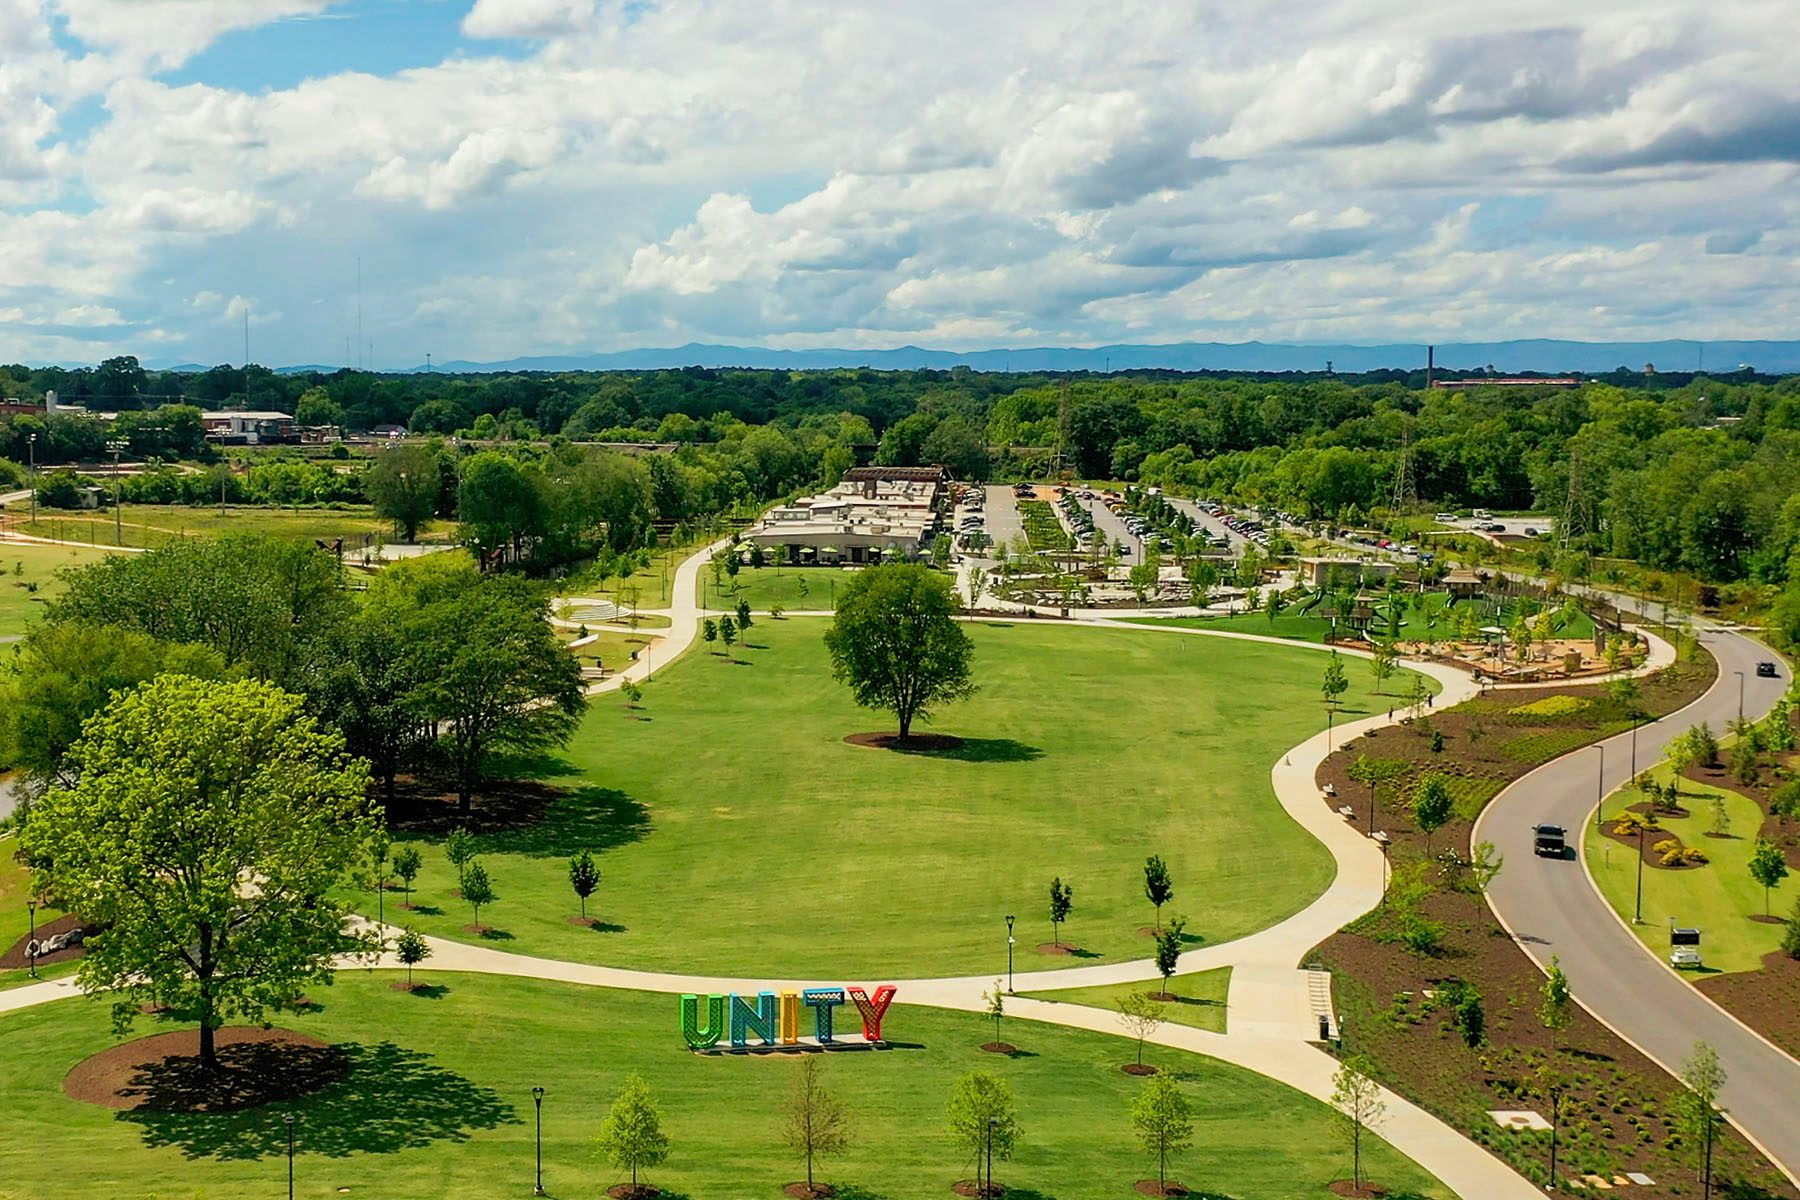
[1392,423,1417,511]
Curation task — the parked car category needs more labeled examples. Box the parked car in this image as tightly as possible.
[1670,926,1703,969]
[1533,824,1567,858]
[1757,661,1779,678]
[1434,512,1459,523]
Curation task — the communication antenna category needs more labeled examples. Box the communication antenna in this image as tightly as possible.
[357,256,364,371]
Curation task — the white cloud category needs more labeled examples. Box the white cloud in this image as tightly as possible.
[1,0,1797,364]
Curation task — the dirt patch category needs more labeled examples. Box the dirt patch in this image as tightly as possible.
[1134,1183,1190,1197]
[605,1186,660,1200]
[950,1182,1003,1198]
[1326,1184,1387,1199]
[1122,1062,1158,1076]
[0,913,98,970]
[842,732,965,753]
[783,1185,836,1199]
[978,1041,1017,1055]
[1699,950,1800,1059]
[568,915,599,927]
[1033,942,1079,956]
[1750,914,1786,925]
[64,1027,346,1112]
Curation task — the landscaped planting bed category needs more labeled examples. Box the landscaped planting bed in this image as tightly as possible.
[1016,499,1072,551]
[1307,647,1796,1197]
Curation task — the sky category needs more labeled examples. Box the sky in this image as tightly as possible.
[0,0,1796,368]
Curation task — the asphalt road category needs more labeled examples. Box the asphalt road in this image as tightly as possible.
[1479,623,1799,1179]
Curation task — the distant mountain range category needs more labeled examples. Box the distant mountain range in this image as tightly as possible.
[196,338,1798,376]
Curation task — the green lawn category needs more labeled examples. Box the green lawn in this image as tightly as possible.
[559,543,697,610]
[0,542,119,637]
[1026,967,1232,1035]
[372,619,1418,978]
[17,505,408,551]
[1125,613,1334,642]
[700,564,854,612]
[0,973,1447,1200]
[0,834,73,991]
[1586,774,1797,975]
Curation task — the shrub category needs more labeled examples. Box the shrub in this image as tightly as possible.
[1399,912,1444,956]
[1507,695,1590,721]
[1782,895,1800,961]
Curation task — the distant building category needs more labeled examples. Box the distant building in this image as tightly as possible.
[1431,377,1579,389]
[1300,556,1396,588]
[0,399,44,418]
[740,465,950,565]
[202,411,296,445]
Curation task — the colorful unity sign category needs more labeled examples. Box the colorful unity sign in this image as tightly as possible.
[680,984,897,1051]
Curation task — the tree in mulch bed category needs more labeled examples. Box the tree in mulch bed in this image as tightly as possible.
[1129,1072,1194,1197]
[393,928,431,992]
[462,860,496,933]
[1331,1056,1387,1196]
[597,1073,670,1199]
[980,980,1013,1054]
[1144,855,1175,933]
[782,1055,849,1199]
[947,1070,1018,1198]
[569,848,602,924]
[392,845,422,909]
[1048,876,1074,950]
[1117,992,1167,1075]
[1153,920,1186,999]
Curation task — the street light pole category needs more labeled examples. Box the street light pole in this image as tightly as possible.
[1005,915,1015,994]
[26,899,37,979]
[532,1086,546,1195]
[106,440,126,546]
[986,1116,997,1197]
[283,1113,295,1200]
[27,433,37,524]
[1634,820,1647,924]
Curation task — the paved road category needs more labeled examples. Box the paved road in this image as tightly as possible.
[1479,625,1798,1179]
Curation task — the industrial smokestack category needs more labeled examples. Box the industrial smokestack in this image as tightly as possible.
[45,389,57,413]
[1426,346,1434,390]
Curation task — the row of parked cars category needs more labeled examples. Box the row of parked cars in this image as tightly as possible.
[1203,502,1273,548]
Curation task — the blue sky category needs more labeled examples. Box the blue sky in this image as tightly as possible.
[0,0,1795,367]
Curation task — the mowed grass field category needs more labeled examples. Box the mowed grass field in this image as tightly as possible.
[0,973,1449,1200]
[375,618,1414,978]
[1026,967,1233,1035]
[16,504,402,551]
[0,541,118,636]
[699,565,851,612]
[1586,772,1797,975]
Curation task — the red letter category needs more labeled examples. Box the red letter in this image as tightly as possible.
[847,985,896,1042]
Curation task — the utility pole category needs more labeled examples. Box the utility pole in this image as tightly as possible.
[107,440,126,546]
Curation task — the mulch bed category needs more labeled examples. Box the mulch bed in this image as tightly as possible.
[842,732,965,752]
[1133,1182,1190,1197]
[1326,1184,1387,1199]
[64,1027,346,1112]
[978,1042,1017,1055]
[950,1182,1003,1198]
[568,915,599,927]
[1033,942,1079,956]
[1597,801,1703,868]
[1699,950,1800,1060]
[1311,651,1795,1198]
[0,913,97,970]
[605,1186,659,1200]
[1122,1062,1158,1076]
[783,1185,836,1199]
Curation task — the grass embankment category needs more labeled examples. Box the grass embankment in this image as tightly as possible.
[17,504,401,551]
[1027,967,1232,1035]
[0,973,1448,1200]
[1587,771,1795,975]
[373,619,1421,979]
[0,542,117,637]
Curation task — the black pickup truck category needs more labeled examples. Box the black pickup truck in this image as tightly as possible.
[1533,824,1567,857]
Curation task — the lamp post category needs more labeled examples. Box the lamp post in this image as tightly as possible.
[107,439,126,546]
[27,432,37,523]
[986,1115,997,1198]
[283,1113,295,1200]
[1633,818,1647,924]
[531,1086,546,1195]
[1005,915,1015,994]
[1547,1081,1561,1192]
[26,898,38,980]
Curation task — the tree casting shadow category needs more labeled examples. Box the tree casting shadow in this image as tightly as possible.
[890,737,1043,764]
[120,1041,517,1160]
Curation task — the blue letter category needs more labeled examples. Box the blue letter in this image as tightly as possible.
[803,987,846,1043]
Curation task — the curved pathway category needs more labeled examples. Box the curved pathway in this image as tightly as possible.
[1479,623,1800,1182]
[2,539,1699,1200]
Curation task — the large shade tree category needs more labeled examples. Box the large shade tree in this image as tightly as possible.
[22,675,382,1069]
[365,442,442,542]
[823,562,976,741]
